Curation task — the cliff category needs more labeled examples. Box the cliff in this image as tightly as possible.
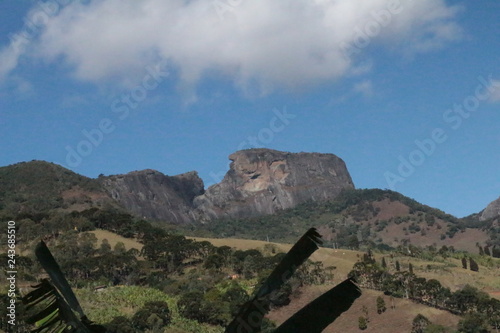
[98,149,354,223]
[0,149,355,224]
[193,149,354,221]
[99,169,204,224]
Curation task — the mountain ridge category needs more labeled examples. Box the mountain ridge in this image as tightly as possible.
[1,150,498,253]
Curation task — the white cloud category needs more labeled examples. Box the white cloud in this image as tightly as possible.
[2,0,463,95]
[0,42,25,82]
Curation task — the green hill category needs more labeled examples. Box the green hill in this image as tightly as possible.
[0,161,112,217]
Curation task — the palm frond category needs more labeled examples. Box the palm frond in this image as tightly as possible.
[225,228,322,333]
[22,279,91,333]
[35,241,85,317]
[273,277,362,333]
[22,241,106,333]
[255,228,322,298]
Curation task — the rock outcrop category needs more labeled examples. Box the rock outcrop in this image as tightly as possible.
[480,196,500,221]
[99,169,204,224]
[99,149,354,223]
[193,149,354,221]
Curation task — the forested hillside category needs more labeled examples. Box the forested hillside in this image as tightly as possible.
[185,189,500,255]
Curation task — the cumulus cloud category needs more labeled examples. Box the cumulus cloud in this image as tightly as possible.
[1,0,463,94]
[0,41,25,82]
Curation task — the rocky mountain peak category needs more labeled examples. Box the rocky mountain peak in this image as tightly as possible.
[193,148,354,221]
[99,169,204,224]
[480,196,500,221]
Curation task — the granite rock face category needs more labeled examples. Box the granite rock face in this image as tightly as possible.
[480,196,500,221]
[193,149,354,221]
[99,169,204,224]
[99,149,354,223]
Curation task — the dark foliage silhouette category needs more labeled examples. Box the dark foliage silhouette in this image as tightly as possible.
[226,228,361,332]
[21,241,105,332]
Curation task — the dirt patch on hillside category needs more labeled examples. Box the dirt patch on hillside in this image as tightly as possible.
[268,286,460,332]
[372,199,410,220]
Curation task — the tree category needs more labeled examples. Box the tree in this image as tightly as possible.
[204,254,225,271]
[78,232,98,257]
[99,239,112,255]
[178,291,205,322]
[484,246,491,256]
[132,301,171,331]
[347,235,360,250]
[462,257,468,269]
[114,241,126,255]
[106,316,135,333]
[493,246,500,258]
[424,279,446,307]
[412,314,431,333]
[358,316,368,330]
[223,283,250,316]
[469,258,479,272]
[395,260,401,272]
[381,257,387,269]
[409,262,414,275]
[25,228,363,333]
[376,296,386,314]
[457,313,489,333]
[449,285,488,314]
[202,289,232,326]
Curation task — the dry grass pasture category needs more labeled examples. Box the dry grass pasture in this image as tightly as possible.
[268,287,461,332]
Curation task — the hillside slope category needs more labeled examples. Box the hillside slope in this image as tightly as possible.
[0,160,113,215]
[0,149,354,224]
[189,189,496,253]
[1,156,498,253]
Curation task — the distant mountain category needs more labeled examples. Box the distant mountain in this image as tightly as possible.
[0,150,497,252]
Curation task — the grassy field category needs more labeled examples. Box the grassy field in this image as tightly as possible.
[78,229,500,332]
[91,229,500,299]
[75,285,224,333]
[91,229,143,250]
[191,235,500,297]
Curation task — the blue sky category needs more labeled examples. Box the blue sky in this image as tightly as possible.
[0,0,499,218]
